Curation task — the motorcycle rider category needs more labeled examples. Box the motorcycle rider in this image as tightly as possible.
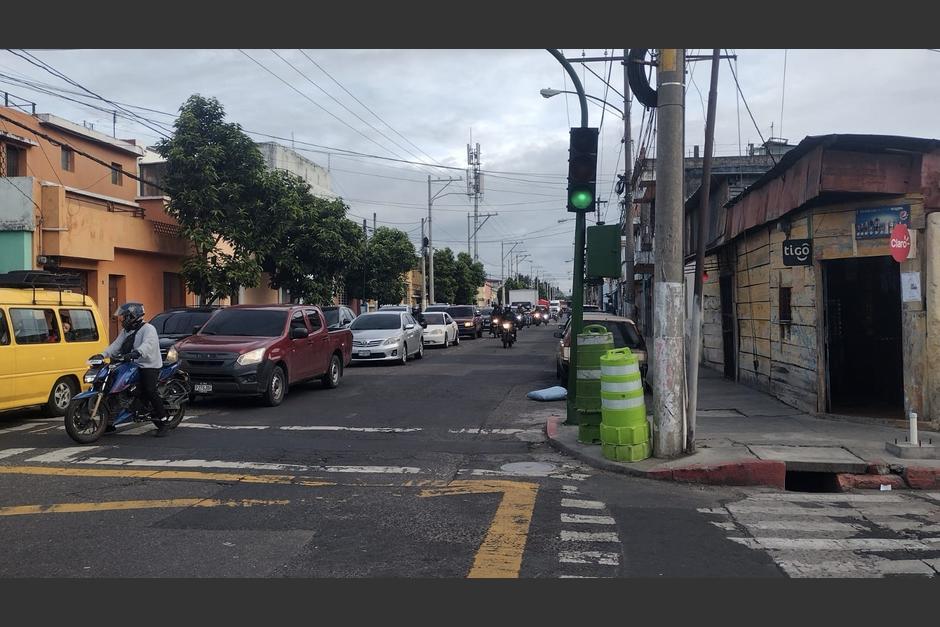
[490,303,503,335]
[100,302,168,436]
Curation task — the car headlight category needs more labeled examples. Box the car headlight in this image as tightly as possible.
[236,347,266,366]
[165,345,179,364]
[492,318,500,324]
[464,322,473,327]
[383,336,401,346]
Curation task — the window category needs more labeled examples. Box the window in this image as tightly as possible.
[199,309,287,337]
[61,147,74,172]
[111,162,123,185]
[11,308,60,344]
[163,273,185,309]
[290,311,308,334]
[779,287,792,324]
[0,310,10,345]
[59,309,100,342]
[349,314,401,331]
[304,309,322,331]
[139,161,167,196]
[4,144,24,177]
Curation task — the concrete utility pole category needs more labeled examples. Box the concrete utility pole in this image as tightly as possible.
[653,49,687,458]
[428,175,463,304]
[686,49,721,454]
[362,219,368,314]
[421,218,428,311]
[621,49,636,320]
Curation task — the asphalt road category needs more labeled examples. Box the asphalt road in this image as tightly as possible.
[0,322,786,577]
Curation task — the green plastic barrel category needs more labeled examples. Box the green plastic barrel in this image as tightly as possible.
[599,348,647,429]
[602,441,651,463]
[578,424,601,445]
[574,324,614,412]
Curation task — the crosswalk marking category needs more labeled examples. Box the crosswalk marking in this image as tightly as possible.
[561,485,580,494]
[730,537,937,551]
[25,447,101,463]
[743,520,865,533]
[561,498,605,510]
[561,513,616,525]
[0,448,35,460]
[559,551,620,566]
[560,531,620,543]
[0,423,42,434]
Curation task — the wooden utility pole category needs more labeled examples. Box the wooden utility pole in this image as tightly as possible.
[621,49,635,320]
[652,49,687,458]
[686,50,721,453]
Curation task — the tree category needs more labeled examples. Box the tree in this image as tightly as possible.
[156,95,272,303]
[454,252,486,305]
[431,248,458,305]
[346,227,419,306]
[260,171,364,305]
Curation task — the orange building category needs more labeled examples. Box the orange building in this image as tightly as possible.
[0,105,193,341]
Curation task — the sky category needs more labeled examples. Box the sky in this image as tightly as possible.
[1,48,938,294]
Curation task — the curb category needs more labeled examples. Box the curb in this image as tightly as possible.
[546,417,786,488]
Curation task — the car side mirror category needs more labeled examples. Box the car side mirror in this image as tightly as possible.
[291,327,309,339]
[420,321,428,328]
[553,331,563,338]
[405,323,416,330]
[193,325,202,335]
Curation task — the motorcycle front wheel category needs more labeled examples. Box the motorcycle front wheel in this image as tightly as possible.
[64,396,109,444]
[154,378,189,430]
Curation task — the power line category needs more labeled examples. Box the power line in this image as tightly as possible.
[725,49,777,165]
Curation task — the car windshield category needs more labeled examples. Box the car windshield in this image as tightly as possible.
[350,314,401,330]
[198,309,287,337]
[423,313,446,325]
[448,306,474,318]
[481,308,493,315]
[425,306,449,312]
[569,320,644,349]
[322,308,340,327]
[152,311,214,335]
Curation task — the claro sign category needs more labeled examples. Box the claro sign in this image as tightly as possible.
[782,238,813,267]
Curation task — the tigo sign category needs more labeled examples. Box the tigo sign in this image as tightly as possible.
[782,238,813,266]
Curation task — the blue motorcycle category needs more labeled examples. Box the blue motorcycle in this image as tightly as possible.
[64,352,190,444]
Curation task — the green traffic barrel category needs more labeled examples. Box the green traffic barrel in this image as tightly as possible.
[600,347,648,430]
[574,324,614,412]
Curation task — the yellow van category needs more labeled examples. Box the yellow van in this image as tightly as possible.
[0,272,109,416]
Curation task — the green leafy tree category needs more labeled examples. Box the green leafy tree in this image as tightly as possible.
[454,252,486,305]
[431,247,458,305]
[347,227,419,306]
[156,95,272,303]
[260,171,364,305]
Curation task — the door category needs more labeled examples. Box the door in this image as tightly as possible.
[288,310,315,381]
[108,275,125,341]
[9,307,62,405]
[719,275,736,379]
[0,309,15,409]
[304,309,330,376]
[823,256,903,419]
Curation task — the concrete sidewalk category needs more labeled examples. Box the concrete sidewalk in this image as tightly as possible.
[545,368,940,490]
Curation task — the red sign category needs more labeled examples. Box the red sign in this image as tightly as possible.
[890,224,911,262]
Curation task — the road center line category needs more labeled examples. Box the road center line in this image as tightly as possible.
[0,465,335,487]
[420,480,539,579]
[0,498,289,517]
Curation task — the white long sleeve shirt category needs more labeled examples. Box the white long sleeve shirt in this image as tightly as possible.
[102,322,163,369]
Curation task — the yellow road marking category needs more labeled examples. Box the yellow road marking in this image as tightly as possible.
[0,465,333,487]
[419,479,539,578]
[0,498,289,516]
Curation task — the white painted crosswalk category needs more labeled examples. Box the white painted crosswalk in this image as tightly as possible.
[702,491,940,578]
[556,484,622,578]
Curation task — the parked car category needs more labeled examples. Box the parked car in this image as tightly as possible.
[480,307,494,328]
[350,311,424,365]
[378,305,410,312]
[150,306,220,360]
[175,305,352,406]
[322,305,357,330]
[421,311,459,348]
[424,303,451,313]
[447,305,483,339]
[0,271,109,416]
[555,313,648,389]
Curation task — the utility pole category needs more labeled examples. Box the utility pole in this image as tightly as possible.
[421,218,428,311]
[686,50,721,454]
[621,48,636,320]
[373,212,377,235]
[653,49,687,458]
[112,111,117,138]
[428,175,463,304]
[362,219,368,314]
[501,240,522,304]
[467,141,483,261]
[467,214,472,256]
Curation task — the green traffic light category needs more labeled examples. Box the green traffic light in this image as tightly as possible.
[569,189,594,210]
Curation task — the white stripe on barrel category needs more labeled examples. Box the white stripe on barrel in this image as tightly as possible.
[577,369,602,380]
[602,396,646,410]
[600,364,639,377]
[601,379,643,393]
[580,335,613,345]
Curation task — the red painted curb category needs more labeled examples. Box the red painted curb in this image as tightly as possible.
[546,416,561,439]
[903,467,940,490]
[837,474,907,491]
[646,460,786,489]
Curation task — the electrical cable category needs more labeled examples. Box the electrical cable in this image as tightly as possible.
[724,49,777,166]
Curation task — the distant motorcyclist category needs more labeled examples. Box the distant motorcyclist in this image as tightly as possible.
[100,302,168,436]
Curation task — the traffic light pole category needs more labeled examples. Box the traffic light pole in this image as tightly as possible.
[547,49,589,427]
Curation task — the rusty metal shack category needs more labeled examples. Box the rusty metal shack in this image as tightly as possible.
[688,134,940,427]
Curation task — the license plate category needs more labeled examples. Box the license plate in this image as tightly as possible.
[357,351,370,357]
[194,383,213,394]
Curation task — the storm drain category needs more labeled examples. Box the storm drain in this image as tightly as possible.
[784,470,841,493]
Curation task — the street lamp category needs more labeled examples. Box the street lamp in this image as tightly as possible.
[541,88,624,119]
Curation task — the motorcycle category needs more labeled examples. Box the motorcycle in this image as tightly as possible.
[64,351,191,444]
[500,318,517,348]
[533,311,543,326]
[490,315,501,337]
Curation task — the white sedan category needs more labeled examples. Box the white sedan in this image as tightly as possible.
[421,311,460,347]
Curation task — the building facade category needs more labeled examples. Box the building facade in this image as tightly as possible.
[690,134,940,426]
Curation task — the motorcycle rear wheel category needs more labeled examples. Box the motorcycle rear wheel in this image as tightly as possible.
[64,396,109,444]
[153,379,189,430]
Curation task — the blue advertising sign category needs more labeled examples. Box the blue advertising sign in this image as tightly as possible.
[855,205,910,240]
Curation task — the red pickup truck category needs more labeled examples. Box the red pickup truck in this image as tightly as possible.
[175,304,352,406]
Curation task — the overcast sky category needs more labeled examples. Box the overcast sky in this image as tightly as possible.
[2,49,938,294]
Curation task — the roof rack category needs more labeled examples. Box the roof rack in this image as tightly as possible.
[0,270,86,306]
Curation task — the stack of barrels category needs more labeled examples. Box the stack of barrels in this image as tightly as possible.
[599,347,651,462]
[573,324,613,444]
